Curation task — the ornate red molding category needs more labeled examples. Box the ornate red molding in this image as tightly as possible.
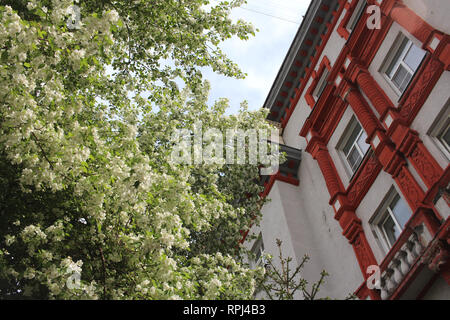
[305,56,332,108]
[306,135,380,297]
[281,0,347,128]
[398,130,444,190]
[346,152,383,207]
[394,166,426,212]
[389,2,434,45]
[342,81,384,141]
[336,0,357,40]
[310,141,344,199]
[353,67,394,117]
[398,56,444,125]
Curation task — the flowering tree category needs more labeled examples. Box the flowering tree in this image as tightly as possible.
[0,0,273,299]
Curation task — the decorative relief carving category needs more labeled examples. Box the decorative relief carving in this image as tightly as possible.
[420,240,450,273]
[347,154,381,205]
[409,144,441,188]
[396,168,424,210]
[356,71,389,115]
[346,88,383,139]
[353,233,375,276]
[400,58,443,123]
[390,4,434,44]
[314,147,342,197]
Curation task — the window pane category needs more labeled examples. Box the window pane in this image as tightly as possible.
[356,130,370,155]
[252,234,264,267]
[399,71,413,93]
[347,0,366,31]
[439,123,450,150]
[392,64,410,90]
[313,70,329,99]
[255,248,262,262]
[386,37,409,78]
[390,196,411,229]
[382,215,400,247]
[403,44,426,72]
[347,146,362,172]
[343,122,362,155]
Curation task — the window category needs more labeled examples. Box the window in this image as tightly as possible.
[250,233,265,268]
[372,190,412,251]
[312,69,329,100]
[305,56,331,108]
[437,120,450,154]
[428,99,450,160]
[346,0,366,32]
[339,117,371,175]
[383,34,427,95]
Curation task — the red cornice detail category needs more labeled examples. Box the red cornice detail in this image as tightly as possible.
[354,67,394,117]
[281,0,346,128]
[344,82,384,142]
[336,0,354,40]
[389,2,434,45]
[305,56,332,108]
[310,142,344,199]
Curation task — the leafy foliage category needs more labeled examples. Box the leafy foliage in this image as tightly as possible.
[0,0,274,299]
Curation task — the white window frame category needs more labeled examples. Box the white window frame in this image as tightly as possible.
[312,69,329,101]
[438,120,450,154]
[380,32,427,97]
[370,188,412,253]
[338,116,371,177]
[428,99,450,161]
[346,0,366,32]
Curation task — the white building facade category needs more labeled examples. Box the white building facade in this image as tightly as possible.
[246,0,450,300]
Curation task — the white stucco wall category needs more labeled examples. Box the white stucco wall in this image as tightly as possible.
[283,3,348,150]
[255,0,449,300]
[355,168,405,263]
[252,157,363,299]
[282,94,310,150]
[410,71,450,170]
[327,105,355,188]
[368,21,424,107]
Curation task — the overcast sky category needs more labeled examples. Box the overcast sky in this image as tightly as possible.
[205,0,312,114]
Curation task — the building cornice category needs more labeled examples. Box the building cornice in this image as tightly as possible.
[263,0,341,125]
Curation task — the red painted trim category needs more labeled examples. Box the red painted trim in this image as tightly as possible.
[398,56,445,126]
[345,152,383,208]
[260,172,300,199]
[344,82,384,142]
[353,67,394,117]
[281,0,346,128]
[266,0,449,299]
[336,0,362,40]
[305,56,332,108]
[389,2,434,45]
[307,137,380,291]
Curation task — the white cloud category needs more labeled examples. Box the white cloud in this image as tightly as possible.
[205,0,312,114]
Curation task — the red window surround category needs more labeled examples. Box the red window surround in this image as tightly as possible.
[305,56,332,108]
[337,0,363,40]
